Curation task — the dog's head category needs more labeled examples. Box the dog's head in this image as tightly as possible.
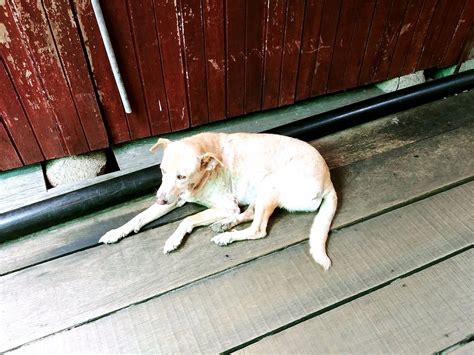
[150,138,222,205]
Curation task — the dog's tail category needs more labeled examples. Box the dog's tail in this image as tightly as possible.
[309,183,337,270]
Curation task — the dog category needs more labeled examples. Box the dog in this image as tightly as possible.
[99,132,337,270]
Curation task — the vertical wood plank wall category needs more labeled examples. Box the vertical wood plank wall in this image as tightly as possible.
[0,0,473,171]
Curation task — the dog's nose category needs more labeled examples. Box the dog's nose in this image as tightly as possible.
[156,197,168,205]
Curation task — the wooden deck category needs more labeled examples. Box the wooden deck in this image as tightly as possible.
[1,91,473,354]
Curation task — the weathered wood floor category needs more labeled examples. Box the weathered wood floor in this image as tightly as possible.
[0,91,473,354]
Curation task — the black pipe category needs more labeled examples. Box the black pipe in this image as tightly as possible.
[1,70,473,241]
[268,69,474,140]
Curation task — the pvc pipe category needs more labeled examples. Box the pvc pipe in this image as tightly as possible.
[91,0,132,113]
[0,70,473,241]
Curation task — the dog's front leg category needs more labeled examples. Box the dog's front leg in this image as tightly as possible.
[99,201,181,244]
[163,208,235,253]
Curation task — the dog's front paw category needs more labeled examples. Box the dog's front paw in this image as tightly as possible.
[211,232,234,246]
[99,229,127,244]
[163,234,183,254]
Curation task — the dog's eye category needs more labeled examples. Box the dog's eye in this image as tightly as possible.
[177,175,186,180]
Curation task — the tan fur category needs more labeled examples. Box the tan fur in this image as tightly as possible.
[100,132,337,270]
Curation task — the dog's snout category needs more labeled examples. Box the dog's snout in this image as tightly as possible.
[156,197,168,205]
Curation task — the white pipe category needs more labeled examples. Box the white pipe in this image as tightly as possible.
[91,0,132,113]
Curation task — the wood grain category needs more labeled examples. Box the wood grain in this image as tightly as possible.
[226,0,246,117]
[128,0,171,135]
[12,184,474,353]
[262,0,288,109]
[44,0,108,151]
[387,0,422,78]
[279,0,305,106]
[428,0,467,67]
[245,0,266,113]
[180,0,209,126]
[1,123,473,351]
[358,0,392,85]
[100,0,151,139]
[417,0,451,70]
[342,0,376,89]
[402,0,438,73]
[2,90,473,276]
[372,0,409,81]
[0,2,66,158]
[0,61,44,165]
[0,119,22,170]
[440,0,474,67]
[203,0,226,121]
[73,1,130,144]
[241,250,474,354]
[11,0,89,154]
[326,0,358,93]
[153,0,190,131]
[311,0,341,95]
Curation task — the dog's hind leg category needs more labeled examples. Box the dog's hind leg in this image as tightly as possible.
[210,204,255,233]
[211,194,278,246]
[163,208,237,253]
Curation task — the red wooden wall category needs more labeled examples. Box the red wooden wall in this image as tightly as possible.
[1,0,473,171]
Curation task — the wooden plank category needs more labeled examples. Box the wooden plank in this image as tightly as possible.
[73,1,130,144]
[0,2,65,159]
[428,0,467,67]
[0,164,46,214]
[342,0,376,89]
[440,0,474,67]
[387,0,423,78]
[279,0,305,106]
[402,0,438,73]
[314,90,474,169]
[72,1,130,143]
[11,184,474,353]
[1,123,473,351]
[241,250,474,354]
[153,0,190,131]
[0,61,44,165]
[358,0,392,85]
[203,0,226,121]
[295,0,324,101]
[100,0,151,139]
[417,0,451,70]
[44,0,108,151]
[372,0,409,82]
[326,0,358,93]
[0,120,22,170]
[11,0,89,155]
[180,0,209,126]
[244,0,266,113]
[2,90,473,276]
[311,0,341,96]
[226,0,246,117]
[262,0,288,109]
[128,0,171,135]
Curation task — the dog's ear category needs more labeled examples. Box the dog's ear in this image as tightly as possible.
[150,138,171,153]
[200,152,223,171]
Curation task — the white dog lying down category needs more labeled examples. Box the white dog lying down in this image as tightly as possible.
[99,132,337,270]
